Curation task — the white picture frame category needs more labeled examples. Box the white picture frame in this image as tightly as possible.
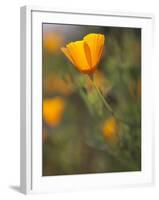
[20,6,154,194]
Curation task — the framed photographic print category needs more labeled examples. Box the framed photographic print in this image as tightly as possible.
[20,6,154,194]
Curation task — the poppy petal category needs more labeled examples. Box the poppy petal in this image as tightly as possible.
[84,33,105,67]
[66,41,90,72]
[61,47,75,65]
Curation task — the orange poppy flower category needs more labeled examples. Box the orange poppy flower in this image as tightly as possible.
[43,97,65,127]
[61,33,105,74]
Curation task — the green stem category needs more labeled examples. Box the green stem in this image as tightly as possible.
[89,75,128,125]
[92,79,114,115]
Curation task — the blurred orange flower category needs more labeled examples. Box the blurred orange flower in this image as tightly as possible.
[133,41,141,66]
[44,73,74,96]
[137,79,141,97]
[61,33,105,74]
[43,32,63,53]
[129,79,141,101]
[43,97,65,127]
[102,117,118,140]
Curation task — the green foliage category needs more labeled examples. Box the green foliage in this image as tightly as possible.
[42,25,141,175]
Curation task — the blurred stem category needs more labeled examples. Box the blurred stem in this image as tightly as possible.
[88,74,128,125]
[93,77,114,115]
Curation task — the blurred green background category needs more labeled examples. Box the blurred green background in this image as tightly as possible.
[42,24,141,176]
